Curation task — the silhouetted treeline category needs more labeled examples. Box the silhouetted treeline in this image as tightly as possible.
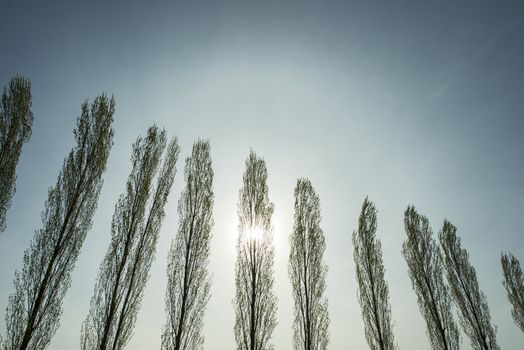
[0,77,522,349]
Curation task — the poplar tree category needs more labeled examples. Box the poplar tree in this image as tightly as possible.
[161,140,214,350]
[0,75,33,233]
[353,198,395,350]
[402,206,460,350]
[288,178,329,350]
[3,95,115,350]
[501,252,524,332]
[80,125,179,350]
[439,221,499,350]
[233,150,277,350]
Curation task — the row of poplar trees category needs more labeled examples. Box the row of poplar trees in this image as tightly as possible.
[0,75,523,350]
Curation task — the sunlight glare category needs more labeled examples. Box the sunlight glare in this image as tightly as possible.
[246,227,264,242]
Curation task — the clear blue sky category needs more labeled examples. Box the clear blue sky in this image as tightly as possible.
[1,1,523,348]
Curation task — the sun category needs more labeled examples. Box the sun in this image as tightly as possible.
[246,227,264,242]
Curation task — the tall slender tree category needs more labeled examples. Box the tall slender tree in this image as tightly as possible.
[439,221,499,350]
[353,198,395,350]
[80,126,179,350]
[402,206,460,350]
[233,150,277,350]
[0,75,33,233]
[3,95,115,350]
[161,140,214,350]
[501,252,524,332]
[288,178,329,350]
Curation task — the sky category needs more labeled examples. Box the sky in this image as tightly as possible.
[1,0,524,348]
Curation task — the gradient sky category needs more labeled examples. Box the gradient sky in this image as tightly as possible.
[1,1,524,349]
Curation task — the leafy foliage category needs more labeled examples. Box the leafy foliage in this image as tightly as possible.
[402,206,460,350]
[233,150,277,350]
[162,140,214,350]
[353,198,395,350]
[80,125,179,350]
[501,252,524,332]
[289,178,329,350]
[0,75,33,233]
[4,95,115,350]
[440,221,499,350]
